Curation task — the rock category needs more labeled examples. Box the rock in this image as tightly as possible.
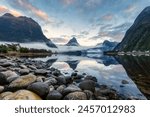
[122,80,129,84]
[27,82,49,97]
[35,69,47,76]
[55,75,66,85]
[9,74,36,89]
[46,90,62,100]
[2,70,18,78]
[0,86,4,93]
[63,85,81,95]
[0,92,13,99]
[44,78,57,86]
[49,85,55,92]
[64,92,87,100]
[1,62,15,67]
[0,66,7,72]
[65,76,72,84]
[52,70,61,77]
[20,64,27,69]
[28,65,37,70]
[79,80,95,92]
[84,90,95,100]
[19,69,30,75]
[57,85,66,94]
[71,72,77,77]
[72,74,84,80]
[1,90,42,100]
[0,72,9,85]
[84,75,97,82]
[97,96,107,100]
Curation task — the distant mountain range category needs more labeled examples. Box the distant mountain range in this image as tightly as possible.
[115,6,150,51]
[0,13,57,48]
[85,40,118,53]
[65,37,80,46]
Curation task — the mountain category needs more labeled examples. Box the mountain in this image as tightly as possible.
[66,37,80,46]
[0,13,57,48]
[115,6,150,51]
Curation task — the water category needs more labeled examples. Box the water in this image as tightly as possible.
[33,54,149,99]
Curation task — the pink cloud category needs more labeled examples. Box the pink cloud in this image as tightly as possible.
[0,6,22,16]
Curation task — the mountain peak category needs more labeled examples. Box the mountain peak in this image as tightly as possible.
[66,37,80,46]
[3,13,14,17]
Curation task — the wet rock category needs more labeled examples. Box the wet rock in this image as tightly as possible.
[97,96,107,100]
[27,82,49,97]
[52,70,61,77]
[63,85,81,95]
[35,69,47,76]
[0,66,7,72]
[79,80,95,92]
[84,90,95,100]
[71,72,77,77]
[0,72,9,85]
[1,90,42,100]
[122,80,129,84]
[28,65,37,70]
[44,78,57,86]
[0,86,4,93]
[57,85,66,94]
[72,74,84,80]
[64,92,87,100]
[65,76,72,84]
[1,70,18,78]
[84,75,97,82]
[9,74,36,89]
[46,90,62,100]
[19,69,30,75]
[55,75,66,85]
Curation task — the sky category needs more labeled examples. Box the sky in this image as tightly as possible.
[0,0,150,46]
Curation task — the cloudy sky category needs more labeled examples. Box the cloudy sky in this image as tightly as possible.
[0,0,150,46]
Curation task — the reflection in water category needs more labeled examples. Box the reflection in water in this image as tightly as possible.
[115,56,150,99]
[32,54,148,99]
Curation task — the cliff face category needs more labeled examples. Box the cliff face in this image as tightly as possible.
[115,6,150,51]
[0,13,57,48]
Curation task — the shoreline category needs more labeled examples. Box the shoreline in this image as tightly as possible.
[0,56,144,100]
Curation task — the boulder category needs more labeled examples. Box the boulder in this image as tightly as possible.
[0,72,9,85]
[19,69,30,75]
[79,80,95,92]
[63,85,81,95]
[27,82,49,97]
[9,74,36,89]
[46,90,62,100]
[35,69,47,76]
[1,90,42,100]
[64,92,87,100]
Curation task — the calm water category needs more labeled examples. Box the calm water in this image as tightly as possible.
[33,54,150,100]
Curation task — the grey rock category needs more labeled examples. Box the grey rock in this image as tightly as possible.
[44,78,57,86]
[57,85,66,94]
[35,69,47,76]
[84,90,95,100]
[0,86,4,93]
[63,85,81,95]
[46,90,62,100]
[49,85,55,92]
[84,75,97,82]
[55,75,66,85]
[27,82,49,97]
[79,80,95,92]
[19,69,30,75]
[0,72,9,85]
[64,91,87,100]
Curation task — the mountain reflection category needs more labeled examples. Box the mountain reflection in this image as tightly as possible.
[115,56,150,99]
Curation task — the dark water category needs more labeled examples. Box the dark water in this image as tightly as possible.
[33,54,150,100]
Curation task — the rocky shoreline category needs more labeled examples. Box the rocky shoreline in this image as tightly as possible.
[0,56,137,100]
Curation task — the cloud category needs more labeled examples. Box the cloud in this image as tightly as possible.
[7,0,64,27]
[50,37,68,44]
[80,31,89,35]
[101,13,114,21]
[90,22,132,42]
[85,0,102,8]
[124,4,137,13]
[62,0,75,5]
[0,5,22,16]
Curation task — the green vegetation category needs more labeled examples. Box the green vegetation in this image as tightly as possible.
[0,43,52,54]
